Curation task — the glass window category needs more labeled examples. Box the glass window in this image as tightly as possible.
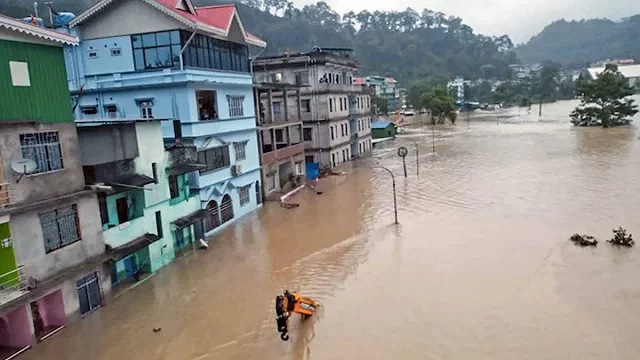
[303,127,312,141]
[141,33,156,47]
[132,35,142,48]
[273,102,282,114]
[144,48,158,68]
[170,30,181,44]
[169,175,179,199]
[156,31,171,46]
[198,146,230,174]
[196,90,218,120]
[131,31,181,70]
[157,46,172,67]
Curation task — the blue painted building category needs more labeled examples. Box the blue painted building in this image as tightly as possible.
[61,0,267,235]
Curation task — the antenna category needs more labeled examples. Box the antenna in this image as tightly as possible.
[11,158,37,183]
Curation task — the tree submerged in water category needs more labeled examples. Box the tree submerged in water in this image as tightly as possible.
[608,227,634,247]
[420,86,457,124]
[570,64,638,127]
[569,233,598,247]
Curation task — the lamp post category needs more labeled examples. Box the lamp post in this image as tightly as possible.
[431,125,436,154]
[412,141,419,176]
[373,166,398,224]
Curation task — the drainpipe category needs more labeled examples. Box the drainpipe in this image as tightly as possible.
[180,30,197,71]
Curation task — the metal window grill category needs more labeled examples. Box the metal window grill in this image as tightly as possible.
[234,142,246,161]
[40,204,81,253]
[239,186,250,206]
[19,132,63,174]
[220,195,234,224]
[228,96,244,117]
[204,200,221,232]
[76,272,101,315]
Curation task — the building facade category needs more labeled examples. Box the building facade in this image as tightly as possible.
[254,83,305,200]
[0,15,110,359]
[363,75,399,113]
[62,0,266,236]
[253,48,373,169]
[76,119,204,289]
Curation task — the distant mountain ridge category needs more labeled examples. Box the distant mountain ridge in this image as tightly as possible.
[515,15,640,68]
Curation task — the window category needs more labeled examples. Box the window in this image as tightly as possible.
[20,132,63,174]
[204,200,221,232]
[220,194,234,223]
[303,127,312,141]
[80,106,97,115]
[182,33,249,72]
[196,90,217,120]
[340,124,344,137]
[305,155,314,163]
[295,161,303,175]
[267,173,276,191]
[140,101,153,119]
[331,153,336,167]
[239,186,250,206]
[131,30,181,70]
[169,175,180,199]
[152,162,158,183]
[228,96,244,117]
[77,272,101,315]
[198,146,230,173]
[9,61,30,87]
[234,142,246,161]
[111,48,122,56]
[301,99,311,112]
[295,71,310,85]
[339,98,343,111]
[88,51,98,59]
[104,105,118,118]
[329,98,333,112]
[155,211,163,238]
[40,204,81,253]
[275,129,284,143]
[330,126,335,140]
[273,101,282,114]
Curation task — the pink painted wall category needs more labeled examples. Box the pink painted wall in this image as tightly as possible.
[35,290,66,327]
[0,307,32,348]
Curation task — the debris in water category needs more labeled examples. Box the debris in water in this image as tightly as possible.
[198,238,208,250]
[569,233,598,246]
[153,327,162,333]
[281,202,299,209]
[608,227,634,247]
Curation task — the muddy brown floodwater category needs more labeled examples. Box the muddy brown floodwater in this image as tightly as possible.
[24,98,640,360]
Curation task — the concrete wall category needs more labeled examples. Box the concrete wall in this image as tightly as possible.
[0,122,85,206]
[10,193,105,281]
[80,36,136,76]
[77,0,185,40]
[77,123,139,165]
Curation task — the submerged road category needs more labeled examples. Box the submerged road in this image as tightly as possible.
[24,99,640,359]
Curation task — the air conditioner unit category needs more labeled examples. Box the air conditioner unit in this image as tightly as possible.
[231,164,243,176]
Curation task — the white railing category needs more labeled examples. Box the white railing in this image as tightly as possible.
[0,265,30,305]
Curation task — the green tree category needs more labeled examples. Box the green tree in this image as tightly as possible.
[535,65,560,115]
[372,95,389,115]
[420,86,457,124]
[570,64,638,127]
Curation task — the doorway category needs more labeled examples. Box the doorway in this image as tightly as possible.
[116,197,128,224]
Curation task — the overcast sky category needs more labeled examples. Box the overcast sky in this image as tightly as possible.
[292,0,640,44]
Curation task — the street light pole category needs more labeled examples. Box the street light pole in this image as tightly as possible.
[431,125,435,154]
[412,141,419,176]
[373,166,398,224]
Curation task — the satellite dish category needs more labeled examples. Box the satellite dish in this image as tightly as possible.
[11,158,37,183]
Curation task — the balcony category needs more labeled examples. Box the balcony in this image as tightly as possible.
[103,216,147,249]
[261,143,304,165]
[181,117,256,138]
[315,83,363,93]
[0,265,30,306]
[0,183,13,209]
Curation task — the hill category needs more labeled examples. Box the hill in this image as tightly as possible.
[515,16,640,68]
[1,0,518,85]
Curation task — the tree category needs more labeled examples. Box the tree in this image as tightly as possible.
[372,95,389,115]
[535,65,560,115]
[570,64,639,127]
[420,86,457,124]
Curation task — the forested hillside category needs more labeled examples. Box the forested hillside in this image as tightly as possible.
[515,16,640,68]
[1,0,518,85]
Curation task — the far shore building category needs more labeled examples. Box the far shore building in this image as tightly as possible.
[587,64,640,89]
[253,47,373,169]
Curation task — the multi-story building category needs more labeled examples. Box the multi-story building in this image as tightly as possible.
[447,77,471,102]
[253,47,373,169]
[254,83,305,199]
[0,14,110,359]
[76,119,203,288]
[363,75,399,113]
[62,0,266,236]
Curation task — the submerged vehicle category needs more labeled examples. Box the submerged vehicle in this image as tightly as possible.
[275,290,319,341]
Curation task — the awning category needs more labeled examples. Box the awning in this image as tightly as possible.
[171,209,207,230]
[166,164,201,177]
[106,233,161,261]
[106,174,155,194]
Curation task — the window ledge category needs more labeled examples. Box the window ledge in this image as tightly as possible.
[25,168,66,178]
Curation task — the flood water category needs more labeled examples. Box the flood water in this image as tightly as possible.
[24,98,640,360]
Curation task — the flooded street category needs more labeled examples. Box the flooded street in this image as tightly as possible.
[24,98,640,360]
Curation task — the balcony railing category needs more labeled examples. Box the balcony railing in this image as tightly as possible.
[0,183,13,208]
[0,265,30,306]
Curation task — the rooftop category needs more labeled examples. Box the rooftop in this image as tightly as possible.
[587,64,640,79]
[69,0,265,47]
[0,13,78,46]
[371,121,393,129]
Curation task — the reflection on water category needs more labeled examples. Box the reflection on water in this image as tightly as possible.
[23,98,640,359]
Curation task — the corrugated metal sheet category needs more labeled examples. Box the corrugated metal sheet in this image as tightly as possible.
[0,39,74,123]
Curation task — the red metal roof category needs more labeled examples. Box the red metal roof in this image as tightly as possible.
[352,77,365,85]
[151,0,264,45]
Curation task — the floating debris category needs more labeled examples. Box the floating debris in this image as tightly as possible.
[153,327,162,333]
[607,227,634,247]
[569,233,598,246]
[280,202,300,209]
